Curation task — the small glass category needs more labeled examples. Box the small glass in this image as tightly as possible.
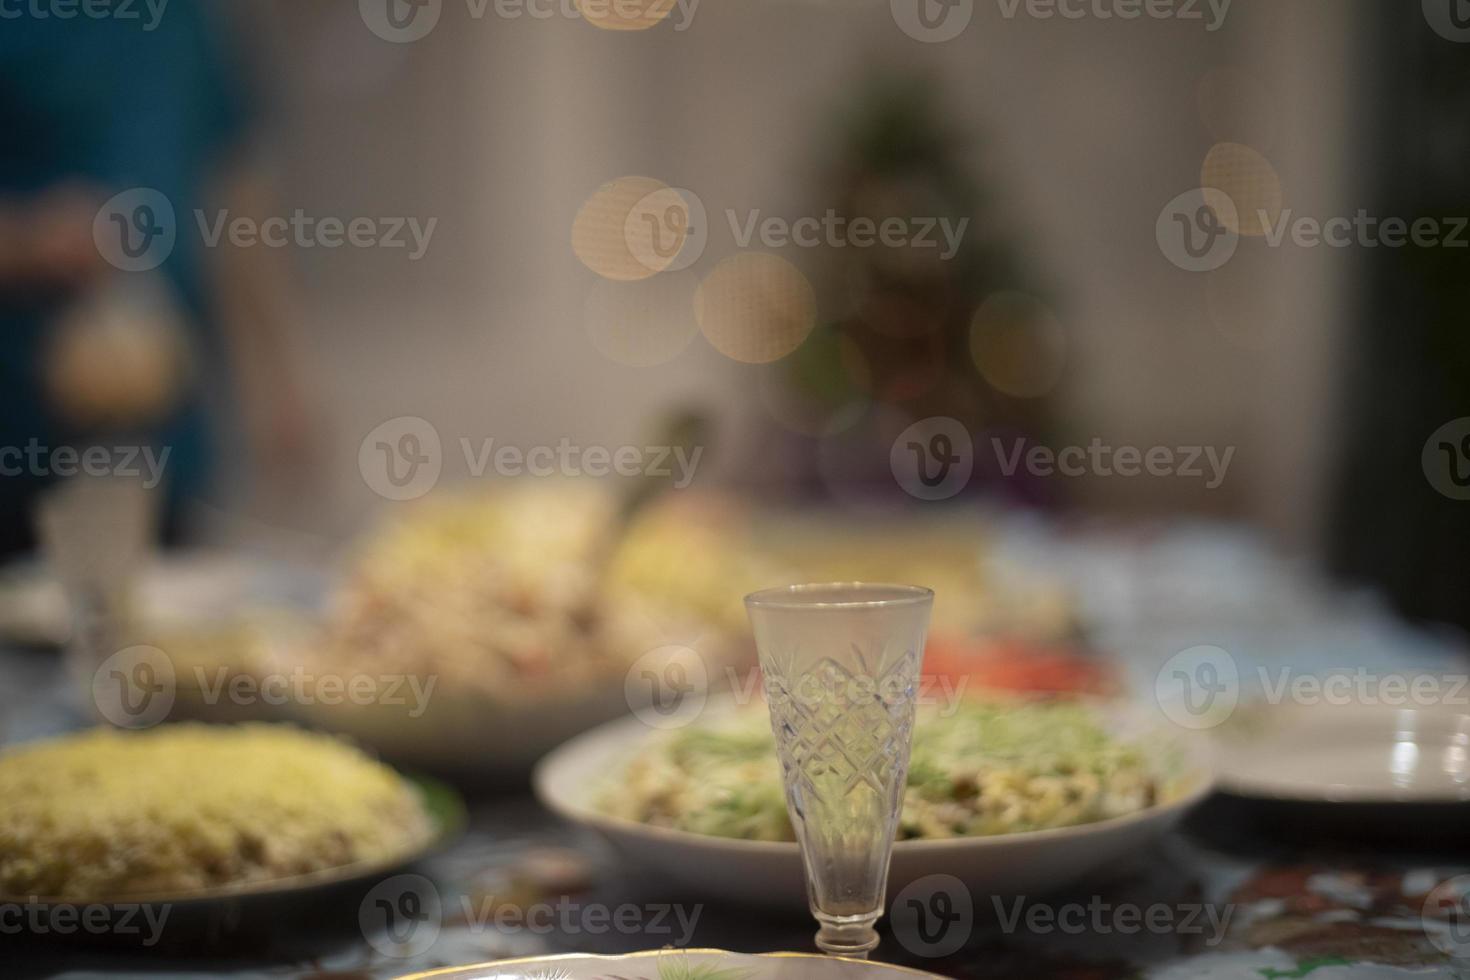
[745,582,933,959]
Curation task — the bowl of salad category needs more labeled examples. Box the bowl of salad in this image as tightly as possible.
[534,694,1213,907]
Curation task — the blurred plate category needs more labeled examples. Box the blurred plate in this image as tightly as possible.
[1216,700,1470,803]
[277,639,747,785]
[3,774,465,952]
[0,552,325,648]
[397,949,947,979]
[283,682,639,783]
[534,700,1213,909]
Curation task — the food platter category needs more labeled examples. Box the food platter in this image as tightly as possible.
[2,772,466,952]
[534,698,1214,909]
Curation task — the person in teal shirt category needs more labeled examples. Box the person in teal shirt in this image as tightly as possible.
[0,3,307,557]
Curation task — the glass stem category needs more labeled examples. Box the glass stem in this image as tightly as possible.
[815,912,881,958]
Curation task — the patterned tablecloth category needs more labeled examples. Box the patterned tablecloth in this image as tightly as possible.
[5,525,1469,979]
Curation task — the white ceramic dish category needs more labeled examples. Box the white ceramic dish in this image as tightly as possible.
[1215,700,1470,803]
[396,948,947,979]
[0,552,324,647]
[533,700,1214,908]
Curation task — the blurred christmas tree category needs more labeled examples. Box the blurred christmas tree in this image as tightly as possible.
[769,69,1063,506]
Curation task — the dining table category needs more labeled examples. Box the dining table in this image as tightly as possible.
[4,525,1469,979]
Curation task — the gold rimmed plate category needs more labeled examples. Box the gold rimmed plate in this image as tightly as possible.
[396,948,950,979]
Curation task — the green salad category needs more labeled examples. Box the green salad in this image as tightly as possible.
[599,699,1182,841]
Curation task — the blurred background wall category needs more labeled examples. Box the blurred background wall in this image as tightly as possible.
[216,1,1361,560]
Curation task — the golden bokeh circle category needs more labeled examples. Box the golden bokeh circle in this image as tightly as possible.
[572,176,677,281]
[968,291,1066,399]
[623,185,702,274]
[583,270,699,367]
[695,253,818,364]
[1201,142,1282,239]
[575,0,676,30]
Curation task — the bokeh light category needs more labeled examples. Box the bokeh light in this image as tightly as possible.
[968,291,1067,399]
[575,0,677,31]
[572,175,681,281]
[695,253,817,364]
[583,270,699,366]
[1201,142,1283,238]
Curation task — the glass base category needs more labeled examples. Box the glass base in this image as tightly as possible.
[815,913,881,958]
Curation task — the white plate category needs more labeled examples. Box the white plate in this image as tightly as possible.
[1215,700,1470,803]
[0,552,323,647]
[533,702,1213,908]
[396,948,947,979]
